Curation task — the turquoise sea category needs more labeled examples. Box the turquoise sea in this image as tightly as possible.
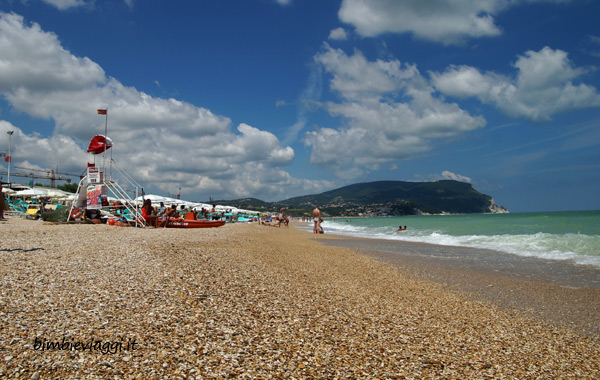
[316,210,600,268]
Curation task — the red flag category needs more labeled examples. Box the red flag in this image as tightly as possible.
[4,155,10,163]
[97,109,107,115]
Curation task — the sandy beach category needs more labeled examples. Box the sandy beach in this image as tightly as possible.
[1,217,599,379]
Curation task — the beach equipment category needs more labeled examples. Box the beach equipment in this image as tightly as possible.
[134,194,170,204]
[44,189,75,199]
[87,135,113,154]
[14,188,48,197]
[164,219,226,228]
[69,136,145,225]
[41,207,70,222]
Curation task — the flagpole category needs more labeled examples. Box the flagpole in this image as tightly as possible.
[103,108,108,182]
[6,131,13,184]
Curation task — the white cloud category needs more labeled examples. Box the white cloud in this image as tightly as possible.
[413,171,473,183]
[338,0,504,45]
[583,35,600,58]
[338,0,570,45]
[41,0,90,10]
[282,62,323,145]
[431,47,600,121]
[304,45,485,175]
[328,27,348,41]
[441,171,472,183]
[0,121,87,171]
[41,0,135,10]
[0,12,321,201]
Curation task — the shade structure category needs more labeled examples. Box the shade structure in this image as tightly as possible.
[14,188,49,197]
[191,203,213,210]
[134,194,169,204]
[44,189,75,198]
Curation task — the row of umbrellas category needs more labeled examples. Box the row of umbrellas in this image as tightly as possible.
[2,187,260,215]
[133,194,260,215]
[2,187,75,199]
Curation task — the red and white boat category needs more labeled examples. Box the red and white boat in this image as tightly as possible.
[165,219,225,228]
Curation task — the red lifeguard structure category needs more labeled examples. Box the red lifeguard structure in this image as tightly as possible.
[68,108,145,226]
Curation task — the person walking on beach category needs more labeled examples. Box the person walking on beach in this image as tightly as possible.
[0,180,5,220]
[312,206,321,234]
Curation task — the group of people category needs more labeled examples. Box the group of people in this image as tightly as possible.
[140,199,218,227]
[260,213,289,227]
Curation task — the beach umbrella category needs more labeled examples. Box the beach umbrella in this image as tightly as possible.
[134,194,168,204]
[191,203,213,210]
[238,209,259,215]
[44,189,74,198]
[14,188,48,197]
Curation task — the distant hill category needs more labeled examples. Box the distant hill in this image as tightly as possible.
[209,180,508,217]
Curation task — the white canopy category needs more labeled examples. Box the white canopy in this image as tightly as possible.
[14,188,48,197]
[191,203,213,210]
[44,189,75,198]
[237,209,260,215]
[134,194,169,203]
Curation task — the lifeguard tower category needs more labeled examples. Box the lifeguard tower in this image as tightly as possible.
[68,109,145,226]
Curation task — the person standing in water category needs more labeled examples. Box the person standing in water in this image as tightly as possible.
[312,206,321,234]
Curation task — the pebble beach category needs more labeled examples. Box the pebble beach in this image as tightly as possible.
[1,217,599,379]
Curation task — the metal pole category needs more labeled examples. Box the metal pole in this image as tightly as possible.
[6,131,13,184]
[103,109,108,182]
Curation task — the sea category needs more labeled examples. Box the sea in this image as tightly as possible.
[300,211,600,285]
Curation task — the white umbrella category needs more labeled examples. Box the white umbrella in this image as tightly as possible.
[162,197,182,206]
[191,203,213,210]
[238,209,260,215]
[2,187,15,194]
[134,194,168,203]
[215,205,238,212]
[14,188,48,197]
[44,189,74,198]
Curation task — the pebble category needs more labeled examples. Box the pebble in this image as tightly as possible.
[0,217,598,378]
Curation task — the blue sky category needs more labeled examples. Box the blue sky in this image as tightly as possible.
[0,0,599,212]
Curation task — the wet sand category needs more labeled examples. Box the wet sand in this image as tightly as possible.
[315,233,600,338]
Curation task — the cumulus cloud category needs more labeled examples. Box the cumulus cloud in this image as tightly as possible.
[0,121,88,171]
[413,171,473,183]
[583,35,600,58]
[0,12,318,201]
[304,45,485,177]
[338,0,570,45]
[41,0,90,10]
[328,27,348,41]
[441,171,472,183]
[431,46,600,121]
[338,0,503,45]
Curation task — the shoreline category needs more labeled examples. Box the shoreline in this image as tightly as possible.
[1,216,599,378]
[300,226,600,338]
